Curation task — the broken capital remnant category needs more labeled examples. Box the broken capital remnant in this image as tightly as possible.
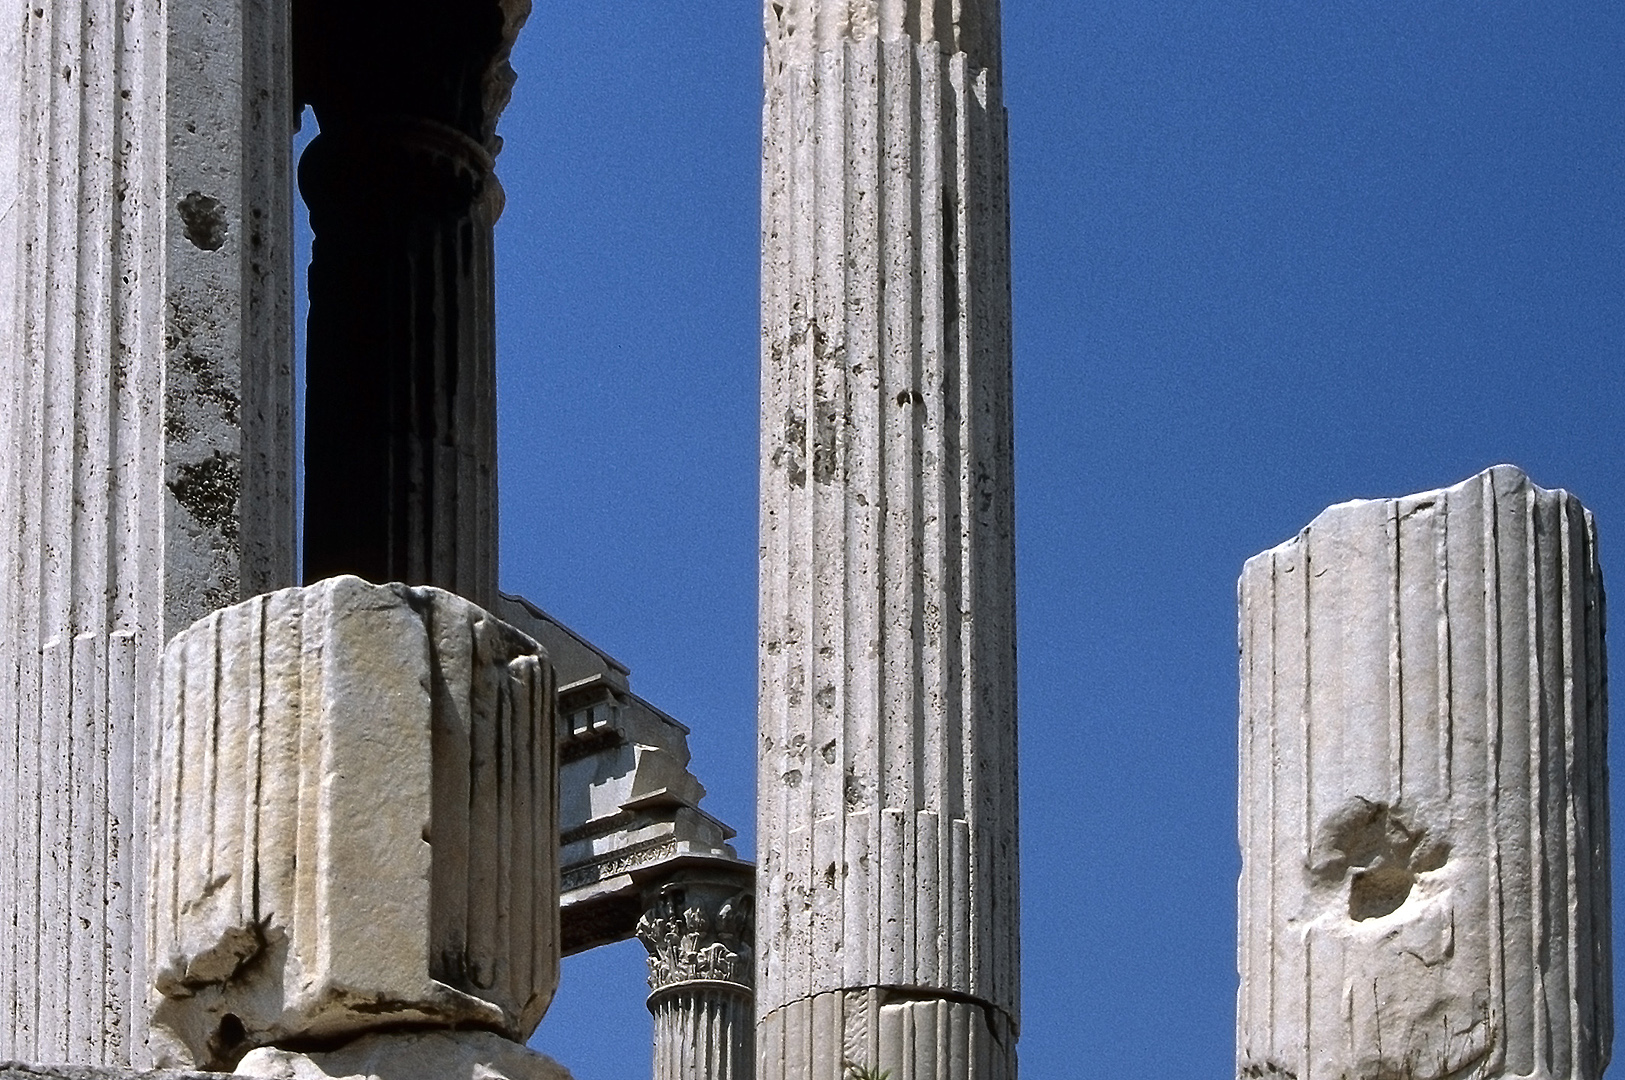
[147,577,559,1069]
[1237,465,1612,1080]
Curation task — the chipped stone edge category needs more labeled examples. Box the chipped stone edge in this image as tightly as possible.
[1,1064,230,1080]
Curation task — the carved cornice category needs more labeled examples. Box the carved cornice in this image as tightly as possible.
[636,883,755,994]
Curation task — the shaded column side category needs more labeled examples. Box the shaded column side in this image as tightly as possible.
[295,0,530,609]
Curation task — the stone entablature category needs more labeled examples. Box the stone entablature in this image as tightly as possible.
[497,595,745,957]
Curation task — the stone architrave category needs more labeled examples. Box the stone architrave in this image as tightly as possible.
[757,2,1020,1078]
[147,577,559,1070]
[1237,466,1612,1080]
[295,0,530,608]
[637,870,756,1080]
[0,0,295,1066]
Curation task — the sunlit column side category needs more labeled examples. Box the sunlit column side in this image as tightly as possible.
[1237,465,1612,1080]
[296,0,530,610]
[0,0,295,1065]
[757,3,1019,1078]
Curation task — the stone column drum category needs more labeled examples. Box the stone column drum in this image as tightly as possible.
[638,870,757,1080]
[147,577,559,1069]
[757,2,1019,1078]
[1237,466,1611,1080]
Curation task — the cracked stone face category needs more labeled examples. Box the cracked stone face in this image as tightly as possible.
[147,577,559,1069]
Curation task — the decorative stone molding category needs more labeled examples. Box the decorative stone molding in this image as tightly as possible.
[1237,466,1612,1080]
[637,871,756,1080]
[147,577,559,1069]
[756,0,1019,1076]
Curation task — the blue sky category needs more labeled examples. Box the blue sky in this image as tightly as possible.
[305,3,1625,1077]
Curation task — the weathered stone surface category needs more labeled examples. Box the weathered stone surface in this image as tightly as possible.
[234,1031,571,1080]
[638,870,755,1080]
[148,578,558,1069]
[757,1,1019,1077]
[0,0,295,1066]
[0,1065,227,1080]
[1237,465,1612,1080]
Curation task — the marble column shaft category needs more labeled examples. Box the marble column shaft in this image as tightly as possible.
[0,0,295,1065]
[295,0,530,610]
[757,3,1019,1078]
[1237,466,1611,1080]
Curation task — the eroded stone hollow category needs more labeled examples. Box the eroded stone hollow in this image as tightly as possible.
[1310,798,1448,921]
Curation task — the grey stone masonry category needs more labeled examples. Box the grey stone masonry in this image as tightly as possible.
[1237,466,1612,1080]
[756,2,1019,1078]
[0,0,296,1066]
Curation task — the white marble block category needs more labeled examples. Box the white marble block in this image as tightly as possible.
[757,2,1019,1077]
[148,577,559,1068]
[1237,465,1611,1080]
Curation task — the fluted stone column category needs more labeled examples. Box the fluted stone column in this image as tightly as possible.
[638,871,756,1080]
[1237,466,1611,1080]
[296,0,529,609]
[0,0,295,1065]
[757,3,1019,1078]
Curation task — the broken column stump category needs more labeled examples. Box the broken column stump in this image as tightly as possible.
[147,577,559,1071]
[1237,465,1612,1080]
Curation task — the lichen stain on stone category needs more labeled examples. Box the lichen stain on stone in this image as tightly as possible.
[169,451,241,544]
[178,191,229,252]
[774,407,808,488]
[812,399,840,485]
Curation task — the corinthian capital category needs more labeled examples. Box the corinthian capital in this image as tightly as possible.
[636,881,755,994]
[295,0,533,155]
